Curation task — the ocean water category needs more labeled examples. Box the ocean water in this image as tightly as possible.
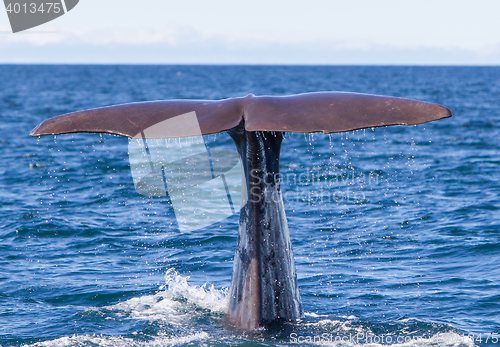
[1,65,500,346]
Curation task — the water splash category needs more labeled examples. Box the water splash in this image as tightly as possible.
[101,269,228,323]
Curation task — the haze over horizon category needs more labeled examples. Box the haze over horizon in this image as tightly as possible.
[1,0,500,65]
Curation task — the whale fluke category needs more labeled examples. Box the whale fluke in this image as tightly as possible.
[30,92,451,138]
[30,92,451,331]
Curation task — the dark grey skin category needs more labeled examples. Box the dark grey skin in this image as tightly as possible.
[30,92,451,330]
[227,124,302,330]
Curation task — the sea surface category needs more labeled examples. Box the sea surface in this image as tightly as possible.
[1,65,500,346]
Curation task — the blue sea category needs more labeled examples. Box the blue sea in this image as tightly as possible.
[1,65,500,346]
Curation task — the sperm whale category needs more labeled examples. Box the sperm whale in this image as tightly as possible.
[30,92,451,330]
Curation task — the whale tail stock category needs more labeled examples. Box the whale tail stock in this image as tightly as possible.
[30,92,451,330]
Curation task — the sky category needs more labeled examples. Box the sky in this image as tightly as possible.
[1,0,500,65]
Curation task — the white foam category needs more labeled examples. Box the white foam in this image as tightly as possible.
[305,312,329,318]
[25,331,210,347]
[105,268,228,323]
[303,318,369,335]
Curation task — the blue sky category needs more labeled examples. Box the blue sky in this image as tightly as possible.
[1,0,500,64]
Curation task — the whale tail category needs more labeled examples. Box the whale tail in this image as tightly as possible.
[30,92,450,139]
[30,92,451,330]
